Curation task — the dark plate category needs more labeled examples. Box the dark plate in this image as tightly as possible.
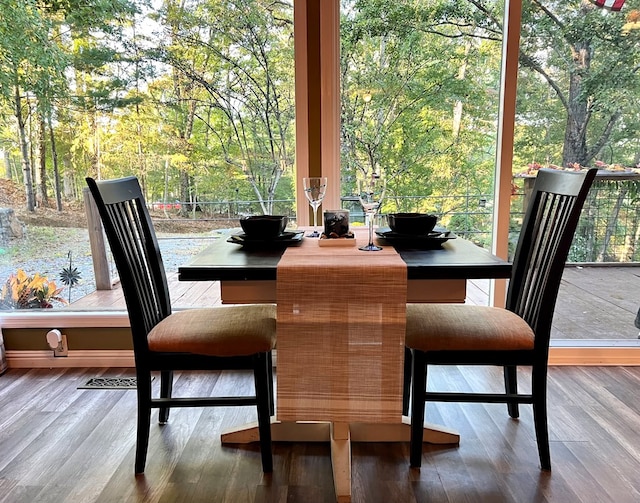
[375,226,456,249]
[227,230,304,248]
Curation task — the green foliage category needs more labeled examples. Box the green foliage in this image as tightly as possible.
[134,0,296,212]
[517,0,640,168]
[0,0,67,100]
[340,0,501,216]
[1,0,640,264]
[0,269,67,309]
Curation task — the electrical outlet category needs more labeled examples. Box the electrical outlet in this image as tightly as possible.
[46,329,68,357]
[54,334,68,357]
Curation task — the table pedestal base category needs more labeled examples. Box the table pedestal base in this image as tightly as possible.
[221,418,460,503]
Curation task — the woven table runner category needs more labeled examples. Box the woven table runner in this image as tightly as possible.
[276,229,407,423]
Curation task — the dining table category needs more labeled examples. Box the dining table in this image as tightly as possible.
[178,226,511,503]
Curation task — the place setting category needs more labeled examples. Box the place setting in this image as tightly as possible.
[375,212,457,249]
[227,215,304,248]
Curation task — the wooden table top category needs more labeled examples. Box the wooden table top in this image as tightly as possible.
[178,228,512,282]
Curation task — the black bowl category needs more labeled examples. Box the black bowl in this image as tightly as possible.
[240,215,288,240]
[387,213,437,235]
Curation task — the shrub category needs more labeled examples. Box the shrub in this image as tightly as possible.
[0,269,67,309]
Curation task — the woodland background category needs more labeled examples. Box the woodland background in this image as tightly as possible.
[1,0,639,272]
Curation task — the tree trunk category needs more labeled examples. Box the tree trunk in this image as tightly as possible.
[178,101,196,217]
[38,114,48,207]
[14,83,35,211]
[562,40,591,167]
[163,157,170,218]
[3,150,10,179]
[88,111,100,179]
[597,184,626,262]
[624,207,640,261]
[179,170,190,214]
[48,114,63,211]
[453,41,472,140]
[63,158,75,199]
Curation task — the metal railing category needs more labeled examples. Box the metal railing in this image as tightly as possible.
[153,175,640,264]
[513,174,640,263]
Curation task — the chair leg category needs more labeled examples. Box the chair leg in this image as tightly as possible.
[402,347,412,416]
[409,349,427,468]
[504,365,519,418]
[254,352,273,473]
[532,365,551,471]
[159,370,173,424]
[267,352,275,416]
[135,372,152,474]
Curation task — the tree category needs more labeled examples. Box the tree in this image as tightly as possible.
[0,0,67,211]
[518,0,640,168]
[340,0,502,224]
[0,0,139,211]
[56,0,139,186]
[150,0,296,214]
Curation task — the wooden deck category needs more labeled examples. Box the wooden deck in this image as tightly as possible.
[69,271,223,310]
[69,266,640,341]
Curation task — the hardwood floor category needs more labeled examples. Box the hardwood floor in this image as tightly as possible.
[2,366,640,502]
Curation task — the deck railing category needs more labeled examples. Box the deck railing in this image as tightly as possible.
[86,174,640,292]
[515,173,640,263]
[160,177,640,263]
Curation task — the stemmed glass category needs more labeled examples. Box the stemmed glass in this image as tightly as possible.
[303,177,328,237]
[358,173,386,251]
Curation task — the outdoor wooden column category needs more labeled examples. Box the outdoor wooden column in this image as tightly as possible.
[83,188,113,291]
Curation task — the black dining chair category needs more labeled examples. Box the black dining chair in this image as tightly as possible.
[405,167,597,471]
[86,176,275,474]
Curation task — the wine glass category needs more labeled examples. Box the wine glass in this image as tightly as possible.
[303,177,328,237]
[358,173,386,251]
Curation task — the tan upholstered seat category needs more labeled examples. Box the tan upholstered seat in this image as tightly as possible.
[148,305,276,356]
[405,304,534,352]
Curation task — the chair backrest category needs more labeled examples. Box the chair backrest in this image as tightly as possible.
[86,176,171,356]
[506,168,597,351]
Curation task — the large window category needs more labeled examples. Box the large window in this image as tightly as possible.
[339,0,503,249]
[0,0,296,310]
[2,0,639,348]
[513,0,640,342]
[337,0,640,344]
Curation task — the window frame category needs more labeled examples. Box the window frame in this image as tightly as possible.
[3,0,637,366]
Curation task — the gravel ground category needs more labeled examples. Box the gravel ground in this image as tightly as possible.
[0,178,241,308]
[0,228,222,306]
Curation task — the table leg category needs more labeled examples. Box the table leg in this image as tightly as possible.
[331,422,351,503]
[221,417,459,444]
[221,419,459,503]
[350,417,459,444]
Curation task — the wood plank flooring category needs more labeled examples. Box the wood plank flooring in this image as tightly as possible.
[552,266,640,340]
[433,266,640,340]
[2,365,640,502]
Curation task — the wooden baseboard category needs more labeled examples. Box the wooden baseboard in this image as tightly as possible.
[5,346,640,369]
[0,344,7,375]
[0,311,130,328]
[6,350,134,368]
[548,345,640,366]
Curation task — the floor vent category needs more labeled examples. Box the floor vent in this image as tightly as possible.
[79,377,142,389]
